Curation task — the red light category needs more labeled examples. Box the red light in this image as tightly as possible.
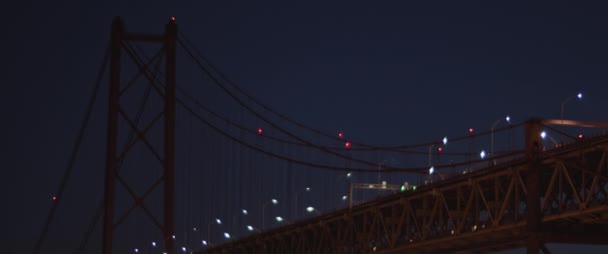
[52,196,57,201]
[345,141,351,149]
[171,16,175,21]
[469,128,474,134]
[438,147,443,152]
[257,128,263,135]
[578,134,584,139]
[338,132,344,139]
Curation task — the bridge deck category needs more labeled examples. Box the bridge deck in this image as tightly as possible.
[197,133,608,254]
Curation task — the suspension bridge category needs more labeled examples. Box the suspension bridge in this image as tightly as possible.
[31,17,608,254]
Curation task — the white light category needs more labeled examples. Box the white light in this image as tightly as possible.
[247,225,254,231]
[223,232,231,239]
[216,218,222,224]
[275,216,284,222]
[202,240,207,246]
[480,150,486,159]
[429,166,434,175]
[540,131,547,139]
[134,248,139,253]
[306,206,315,212]
[271,199,278,205]
[442,137,448,145]
[172,235,175,239]
[242,209,248,215]
[181,247,186,252]
[305,187,311,192]
[152,242,156,247]
[193,227,197,232]
[342,195,348,201]
[506,116,511,123]
[578,92,582,99]
[346,172,352,178]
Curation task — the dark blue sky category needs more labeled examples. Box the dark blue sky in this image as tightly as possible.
[4,1,608,253]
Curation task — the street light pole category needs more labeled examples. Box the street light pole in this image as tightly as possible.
[561,92,582,124]
[491,115,511,160]
[261,199,278,231]
[207,218,221,246]
[294,187,310,219]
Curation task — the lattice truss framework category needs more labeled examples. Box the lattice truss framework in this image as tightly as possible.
[198,135,608,254]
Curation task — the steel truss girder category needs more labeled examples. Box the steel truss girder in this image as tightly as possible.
[196,135,608,254]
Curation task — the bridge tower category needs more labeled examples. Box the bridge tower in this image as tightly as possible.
[103,17,177,254]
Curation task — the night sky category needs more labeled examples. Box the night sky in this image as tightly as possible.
[4,1,608,253]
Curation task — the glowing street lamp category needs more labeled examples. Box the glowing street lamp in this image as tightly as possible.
[306,206,321,215]
[480,150,486,159]
[540,130,558,146]
[223,232,231,239]
[275,216,284,223]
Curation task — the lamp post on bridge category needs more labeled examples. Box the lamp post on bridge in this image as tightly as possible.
[207,218,221,246]
[336,172,352,209]
[261,198,278,231]
[491,115,511,162]
[294,187,311,219]
[561,92,582,124]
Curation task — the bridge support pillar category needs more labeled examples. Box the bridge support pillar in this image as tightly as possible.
[525,119,543,254]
